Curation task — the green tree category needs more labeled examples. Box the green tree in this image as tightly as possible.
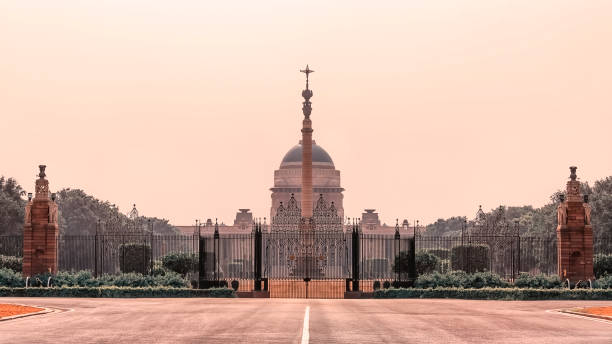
[0,177,26,235]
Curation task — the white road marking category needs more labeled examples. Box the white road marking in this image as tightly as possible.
[301,306,310,344]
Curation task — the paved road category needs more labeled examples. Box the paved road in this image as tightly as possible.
[1,298,611,343]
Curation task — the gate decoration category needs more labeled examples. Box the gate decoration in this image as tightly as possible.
[197,194,416,298]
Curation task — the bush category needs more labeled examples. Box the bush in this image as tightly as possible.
[373,287,612,300]
[119,243,151,274]
[451,244,490,273]
[0,270,190,289]
[594,254,612,278]
[427,249,450,260]
[382,281,391,289]
[414,271,510,289]
[514,273,562,289]
[373,280,381,290]
[0,255,22,272]
[161,252,198,276]
[415,251,439,275]
[231,280,239,291]
[0,268,25,287]
[593,275,612,289]
[0,286,235,298]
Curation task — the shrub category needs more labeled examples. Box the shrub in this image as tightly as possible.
[427,249,450,260]
[594,254,612,278]
[0,286,235,298]
[414,271,509,289]
[161,252,198,276]
[373,280,381,290]
[382,281,391,289]
[514,273,562,289]
[0,268,25,287]
[415,251,439,275]
[0,255,22,272]
[373,287,612,300]
[593,275,612,289]
[231,280,239,291]
[451,244,490,273]
[119,243,151,274]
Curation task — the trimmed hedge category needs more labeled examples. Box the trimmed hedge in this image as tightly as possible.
[415,271,509,289]
[0,270,190,288]
[161,252,198,276]
[373,287,612,300]
[594,254,612,278]
[451,244,490,273]
[594,275,612,289]
[514,273,562,289]
[0,268,25,287]
[119,243,151,274]
[427,249,450,260]
[0,255,22,272]
[0,286,235,298]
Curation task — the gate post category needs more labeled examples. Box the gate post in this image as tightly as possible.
[351,220,360,292]
[254,221,262,291]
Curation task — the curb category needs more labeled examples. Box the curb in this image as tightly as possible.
[0,304,56,322]
[560,309,612,322]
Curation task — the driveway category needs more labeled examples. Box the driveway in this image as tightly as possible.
[1,298,611,343]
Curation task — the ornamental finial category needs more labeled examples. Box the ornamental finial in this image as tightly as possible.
[300,65,314,118]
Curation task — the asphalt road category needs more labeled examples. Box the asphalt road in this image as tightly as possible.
[1,298,611,343]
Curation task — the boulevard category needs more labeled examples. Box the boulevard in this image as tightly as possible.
[1,298,611,343]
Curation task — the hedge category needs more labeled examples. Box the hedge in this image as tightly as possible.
[119,243,151,274]
[0,269,190,288]
[0,255,22,272]
[374,287,612,300]
[514,273,562,289]
[451,244,490,273]
[414,271,509,289]
[0,286,235,298]
[161,252,198,276]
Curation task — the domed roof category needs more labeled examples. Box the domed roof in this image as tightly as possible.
[280,141,334,168]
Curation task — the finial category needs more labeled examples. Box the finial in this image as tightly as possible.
[300,65,314,90]
[569,166,578,181]
[38,165,46,179]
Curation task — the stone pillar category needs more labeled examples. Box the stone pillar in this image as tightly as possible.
[22,165,59,276]
[556,166,594,282]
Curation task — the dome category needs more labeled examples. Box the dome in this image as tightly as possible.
[280,141,334,168]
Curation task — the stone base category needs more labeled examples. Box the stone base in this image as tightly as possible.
[237,291,270,298]
[344,291,363,299]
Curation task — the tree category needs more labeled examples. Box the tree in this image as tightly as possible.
[0,177,26,235]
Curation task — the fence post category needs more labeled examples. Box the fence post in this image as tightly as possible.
[198,236,206,289]
[254,221,262,291]
[394,219,400,283]
[95,219,99,277]
[214,219,220,286]
[351,220,360,292]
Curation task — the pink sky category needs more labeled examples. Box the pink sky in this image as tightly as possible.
[1,1,611,226]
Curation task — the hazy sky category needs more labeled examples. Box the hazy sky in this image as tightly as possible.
[1,1,611,226]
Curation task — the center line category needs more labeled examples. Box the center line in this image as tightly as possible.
[301,306,310,344]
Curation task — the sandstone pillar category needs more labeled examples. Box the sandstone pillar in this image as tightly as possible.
[300,65,314,219]
[22,165,59,276]
[556,166,594,282]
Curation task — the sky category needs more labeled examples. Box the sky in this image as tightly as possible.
[1,1,611,226]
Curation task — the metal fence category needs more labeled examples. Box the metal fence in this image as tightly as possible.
[3,233,611,292]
